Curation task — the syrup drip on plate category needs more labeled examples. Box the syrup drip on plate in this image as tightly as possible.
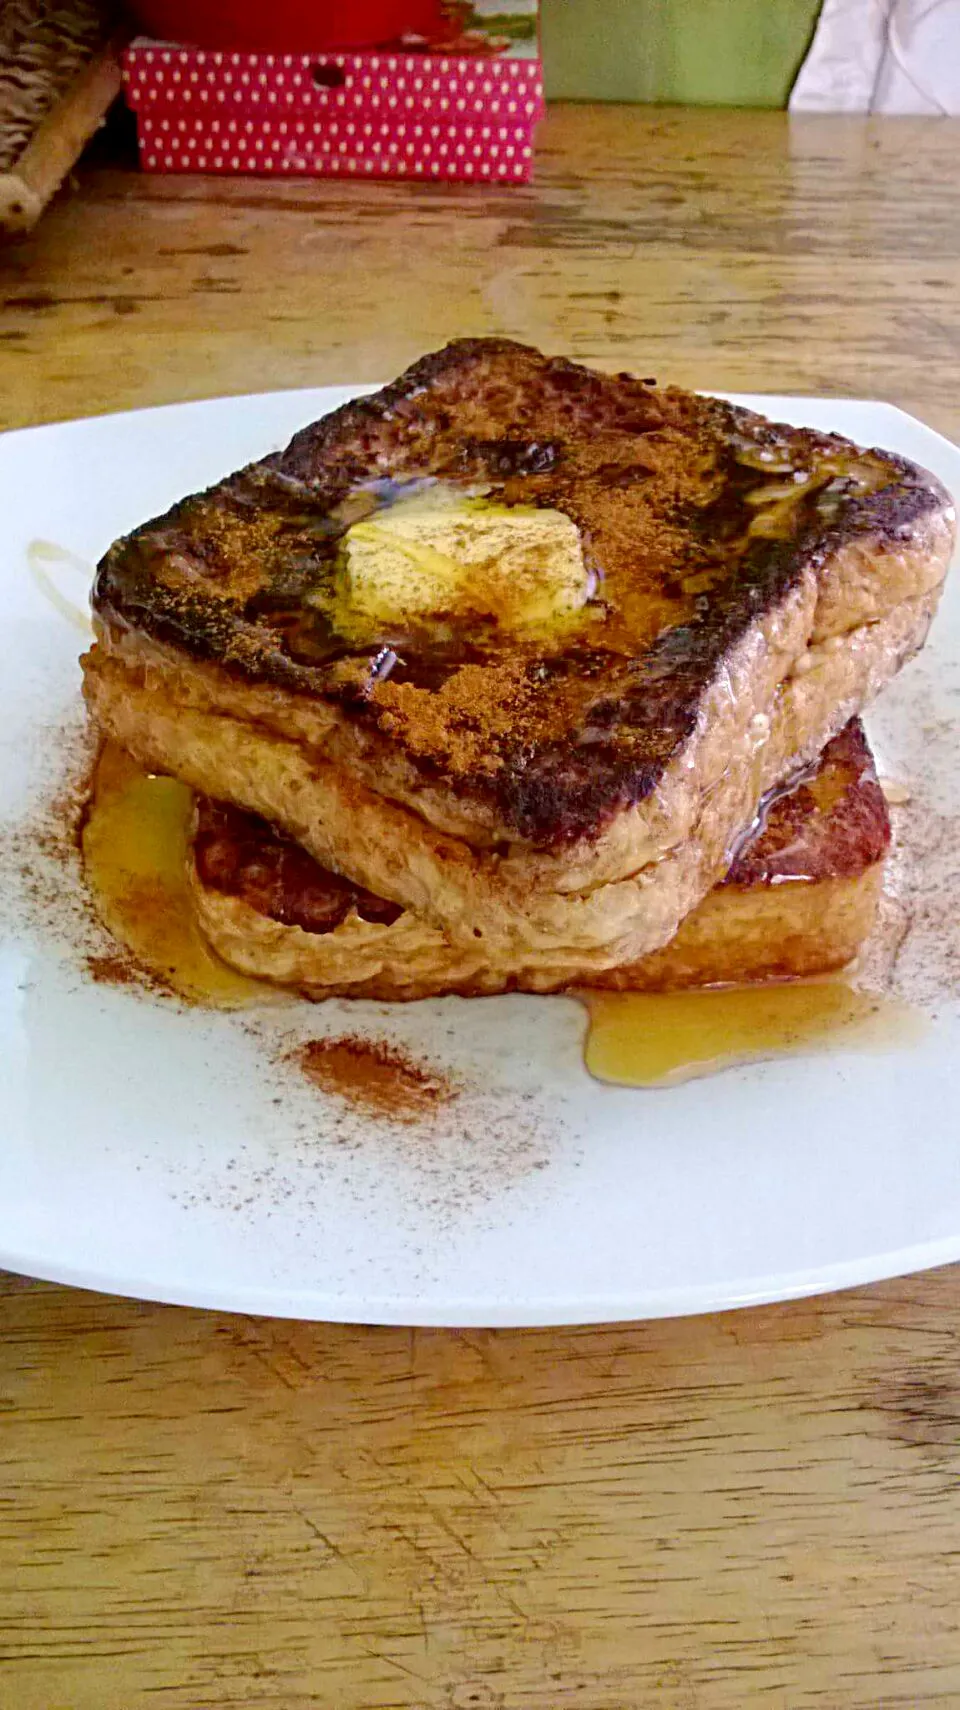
[83,745,923,1064]
[27,539,93,635]
[82,744,282,1008]
[580,981,924,1088]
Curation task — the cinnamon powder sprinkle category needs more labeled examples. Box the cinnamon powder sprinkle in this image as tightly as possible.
[85,951,141,987]
[291,1035,458,1125]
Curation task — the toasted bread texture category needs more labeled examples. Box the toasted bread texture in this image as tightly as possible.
[83,341,953,982]
[184,720,890,999]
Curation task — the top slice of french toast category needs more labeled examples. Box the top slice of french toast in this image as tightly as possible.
[92,338,953,849]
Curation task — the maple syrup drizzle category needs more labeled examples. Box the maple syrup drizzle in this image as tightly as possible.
[580,981,924,1089]
[81,744,282,1008]
[27,538,93,635]
[82,747,923,1071]
[81,755,922,1084]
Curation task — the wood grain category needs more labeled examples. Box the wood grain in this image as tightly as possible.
[3,108,960,1708]
[3,110,960,436]
[5,1270,960,1708]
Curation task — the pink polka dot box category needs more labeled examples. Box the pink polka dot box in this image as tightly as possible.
[123,39,545,183]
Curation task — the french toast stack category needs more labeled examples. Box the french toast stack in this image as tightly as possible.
[81,340,955,999]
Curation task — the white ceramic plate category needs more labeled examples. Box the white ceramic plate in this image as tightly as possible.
[2,388,959,1326]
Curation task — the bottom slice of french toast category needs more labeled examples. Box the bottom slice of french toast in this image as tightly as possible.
[184,719,890,1001]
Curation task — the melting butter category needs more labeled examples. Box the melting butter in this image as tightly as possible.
[340,490,591,639]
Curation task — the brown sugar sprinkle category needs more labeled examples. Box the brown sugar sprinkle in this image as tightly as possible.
[291,1035,458,1125]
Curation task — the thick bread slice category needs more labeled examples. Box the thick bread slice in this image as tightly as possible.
[83,590,930,980]
[182,719,889,1000]
[189,862,885,1000]
[84,341,953,974]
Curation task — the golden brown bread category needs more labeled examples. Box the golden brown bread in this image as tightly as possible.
[82,341,953,983]
[82,588,935,984]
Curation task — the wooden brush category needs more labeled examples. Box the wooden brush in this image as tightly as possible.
[0,1,126,235]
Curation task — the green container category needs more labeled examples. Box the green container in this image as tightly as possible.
[541,0,822,106]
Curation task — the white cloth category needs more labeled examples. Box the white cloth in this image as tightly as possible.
[790,0,960,113]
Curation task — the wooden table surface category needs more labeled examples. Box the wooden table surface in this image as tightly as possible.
[3,108,960,1709]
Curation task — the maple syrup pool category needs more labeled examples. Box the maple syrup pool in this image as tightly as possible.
[81,745,921,1084]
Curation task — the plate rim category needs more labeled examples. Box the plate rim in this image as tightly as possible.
[4,1233,960,1325]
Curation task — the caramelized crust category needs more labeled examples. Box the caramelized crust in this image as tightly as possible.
[83,587,935,977]
[722,716,889,886]
[193,800,403,932]
[84,341,952,988]
[92,338,952,848]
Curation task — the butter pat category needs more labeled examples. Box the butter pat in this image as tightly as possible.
[342,490,590,636]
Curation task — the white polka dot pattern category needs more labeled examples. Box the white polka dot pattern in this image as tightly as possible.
[124,37,543,181]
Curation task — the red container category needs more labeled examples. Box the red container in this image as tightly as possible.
[124,39,544,182]
[130,0,444,53]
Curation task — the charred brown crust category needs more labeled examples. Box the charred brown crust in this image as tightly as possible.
[723,717,890,886]
[93,339,950,847]
[193,798,403,933]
